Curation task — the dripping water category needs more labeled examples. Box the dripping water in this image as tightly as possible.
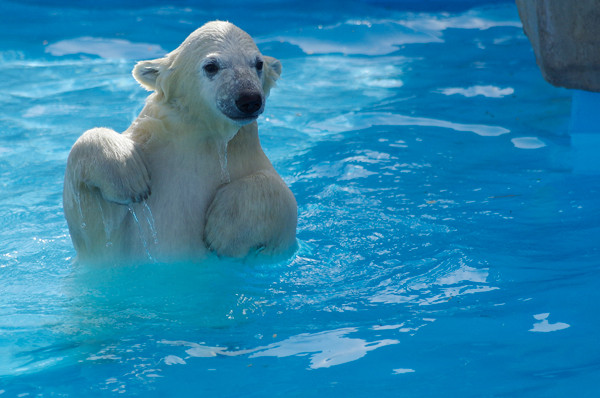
[74,190,86,230]
[73,189,94,253]
[129,204,157,263]
[94,194,113,248]
[217,140,230,184]
[142,201,159,245]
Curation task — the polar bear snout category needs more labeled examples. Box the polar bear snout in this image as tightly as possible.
[219,86,265,123]
[235,92,263,115]
[213,64,266,124]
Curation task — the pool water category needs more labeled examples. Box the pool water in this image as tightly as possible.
[1,0,600,396]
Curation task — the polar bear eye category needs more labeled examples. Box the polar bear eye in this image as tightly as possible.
[256,60,264,71]
[203,61,220,77]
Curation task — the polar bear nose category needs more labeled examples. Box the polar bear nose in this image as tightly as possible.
[235,92,263,115]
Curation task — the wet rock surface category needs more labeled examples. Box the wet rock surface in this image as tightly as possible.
[517,0,600,92]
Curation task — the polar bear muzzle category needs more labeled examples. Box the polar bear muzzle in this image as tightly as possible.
[235,92,263,115]
[217,86,265,123]
[216,69,266,123]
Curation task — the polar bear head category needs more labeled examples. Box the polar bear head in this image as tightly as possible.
[132,21,281,131]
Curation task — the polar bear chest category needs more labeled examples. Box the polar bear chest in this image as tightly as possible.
[142,143,227,257]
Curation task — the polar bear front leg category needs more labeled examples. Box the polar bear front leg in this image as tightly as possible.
[65,128,151,205]
[204,170,297,258]
[63,128,151,258]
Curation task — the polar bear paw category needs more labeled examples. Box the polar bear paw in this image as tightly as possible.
[94,149,151,205]
[69,128,151,205]
[204,172,297,258]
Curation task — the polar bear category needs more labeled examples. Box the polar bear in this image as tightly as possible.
[63,21,297,263]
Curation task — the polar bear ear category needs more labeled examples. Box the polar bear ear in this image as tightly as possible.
[133,58,169,91]
[262,55,282,96]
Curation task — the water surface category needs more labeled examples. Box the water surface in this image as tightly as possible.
[1,1,599,396]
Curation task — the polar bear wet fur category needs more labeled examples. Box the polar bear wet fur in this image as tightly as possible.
[63,21,297,263]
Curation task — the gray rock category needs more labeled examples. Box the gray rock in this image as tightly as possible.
[516,0,600,92]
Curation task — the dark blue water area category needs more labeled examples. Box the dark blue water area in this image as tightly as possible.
[1,0,600,397]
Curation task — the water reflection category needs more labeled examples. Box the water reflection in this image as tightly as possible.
[258,7,521,56]
[250,328,399,369]
[529,313,570,333]
[46,37,166,59]
[310,112,510,137]
[161,327,399,370]
[439,85,514,98]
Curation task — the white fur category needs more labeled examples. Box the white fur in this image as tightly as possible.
[63,21,297,263]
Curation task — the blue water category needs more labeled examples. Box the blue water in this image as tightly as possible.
[1,0,600,396]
